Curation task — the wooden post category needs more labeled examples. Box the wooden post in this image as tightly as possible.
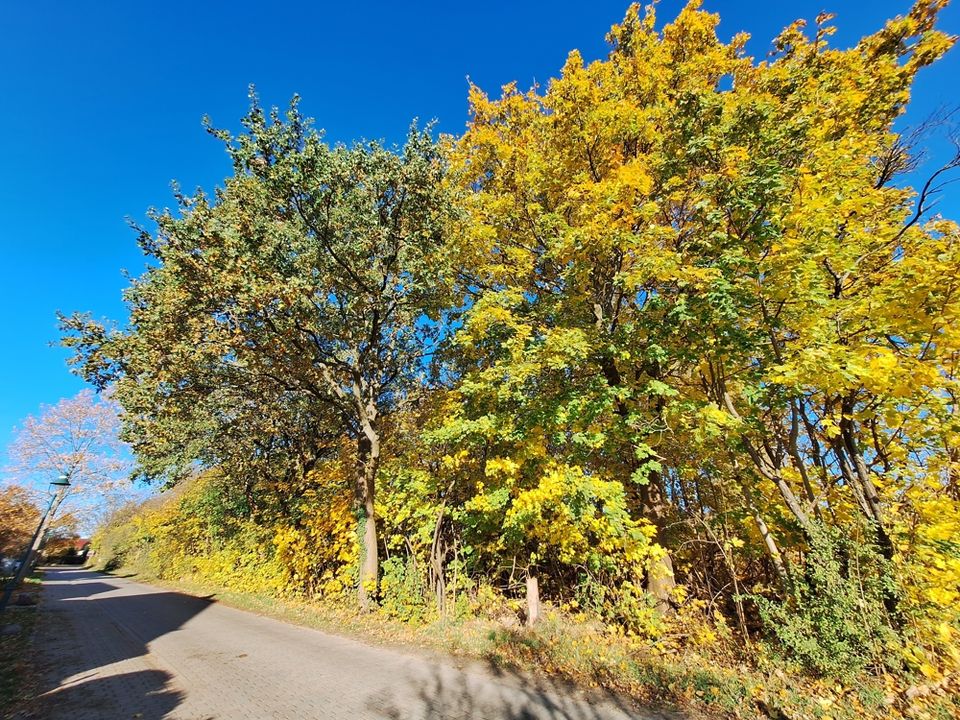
[525,572,540,627]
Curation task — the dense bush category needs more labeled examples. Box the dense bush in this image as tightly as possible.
[753,524,899,680]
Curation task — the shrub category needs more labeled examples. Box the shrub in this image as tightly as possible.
[753,523,898,680]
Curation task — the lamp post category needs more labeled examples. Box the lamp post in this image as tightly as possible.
[0,474,71,614]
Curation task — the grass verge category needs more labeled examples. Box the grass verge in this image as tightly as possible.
[0,574,42,720]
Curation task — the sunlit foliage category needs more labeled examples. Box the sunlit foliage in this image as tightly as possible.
[72,2,960,716]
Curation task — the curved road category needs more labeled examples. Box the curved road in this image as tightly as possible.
[33,568,677,720]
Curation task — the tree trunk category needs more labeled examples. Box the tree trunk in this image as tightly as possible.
[356,431,380,609]
[429,504,448,617]
[639,477,677,610]
[739,478,790,589]
[596,350,679,612]
[837,412,901,625]
[646,550,676,611]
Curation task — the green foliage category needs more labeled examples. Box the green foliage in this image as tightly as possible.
[379,556,428,623]
[69,4,960,717]
[63,93,462,602]
[180,472,252,541]
[753,524,899,680]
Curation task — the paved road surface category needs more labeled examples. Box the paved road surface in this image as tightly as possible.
[33,568,678,720]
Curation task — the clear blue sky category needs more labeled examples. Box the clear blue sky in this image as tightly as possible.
[1,0,957,449]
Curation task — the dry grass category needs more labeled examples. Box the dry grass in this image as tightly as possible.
[0,575,42,719]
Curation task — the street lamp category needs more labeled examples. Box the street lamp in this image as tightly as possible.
[0,474,72,613]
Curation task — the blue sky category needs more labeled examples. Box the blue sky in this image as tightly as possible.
[1,0,958,451]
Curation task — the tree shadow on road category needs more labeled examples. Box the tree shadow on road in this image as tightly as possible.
[364,655,693,720]
[100,571,143,579]
[30,568,214,720]
[32,568,696,720]
[32,669,185,720]
[37,580,119,600]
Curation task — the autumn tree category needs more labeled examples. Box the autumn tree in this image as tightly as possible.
[445,0,958,665]
[62,95,459,606]
[0,486,39,560]
[4,389,134,528]
[58,1,960,686]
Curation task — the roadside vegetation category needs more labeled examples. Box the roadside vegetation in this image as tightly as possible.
[0,576,41,720]
[71,3,959,719]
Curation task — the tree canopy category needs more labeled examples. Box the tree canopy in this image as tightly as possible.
[63,98,460,603]
[65,1,960,709]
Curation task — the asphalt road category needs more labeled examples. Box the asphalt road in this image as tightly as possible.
[32,568,677,720]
